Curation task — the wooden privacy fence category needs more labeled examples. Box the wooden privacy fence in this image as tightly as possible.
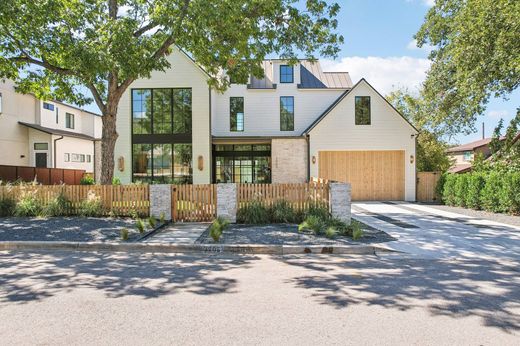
[0,184,149,216]
[237,181,330,210]
[417,172,441,202]
[0,165,86,185]
[172,184,217,222]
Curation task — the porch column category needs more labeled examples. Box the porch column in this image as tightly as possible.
[216,183,237,223]
[330,182,352,224]
[150,184,172,221]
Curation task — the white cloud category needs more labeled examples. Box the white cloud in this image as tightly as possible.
[487,110,509,118]
[321,56,431,95]
[406,0,435,6]
[406,39,434,53]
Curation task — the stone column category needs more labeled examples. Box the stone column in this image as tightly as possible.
[217,183,237,223]
[330,182,351,224]
[149,184,172,221]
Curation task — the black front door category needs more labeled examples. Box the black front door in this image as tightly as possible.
[35,153,47,168]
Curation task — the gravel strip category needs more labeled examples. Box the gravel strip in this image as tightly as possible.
[0,217,138,242]
[425,204,520,227]
[196,222,395,245]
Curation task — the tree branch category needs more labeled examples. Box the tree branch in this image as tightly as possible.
[9,56,75,76]
[133,22,158,37]
[86,82,106,114]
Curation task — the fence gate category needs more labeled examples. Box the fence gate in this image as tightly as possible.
[171,184,216,222]
[417,172,441,202]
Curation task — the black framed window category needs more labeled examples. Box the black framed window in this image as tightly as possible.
[66,113,75,129]
[280,96,294,131]
[280,65,294,83]
[230,97,244,132]
[132,143,192,184]
[152,89,172,134]
[132,89,152,134]
[173,89,192,134]
[56,107,59,123]
[43,102,54,111]
[213,144,271,183]
[355,96,371,125]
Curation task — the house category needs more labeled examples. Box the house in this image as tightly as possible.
[0,79,102,177]
[114,47,418,201]
[446,137,498,173]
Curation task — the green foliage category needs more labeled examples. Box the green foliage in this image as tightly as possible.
[80,175,95,185]
[209,216,230,242]
[237,201,270,224]
[14,192,42,217]
[466,173,485,209]
[442,174,457,206]
[43,193,71,217]
[453,174,469,207]
[415,0,519,136]
[325,227,337,239]
[298,215,326,235]
[480,172,504,213]
[351,223,364,241]
[147,216,156,229]
[120,228,129,241]
[159,212,166,224]
[78,191,104,217]
[136,219,145,234]
[304,204,331,221]
[270,200,296,223]
[0,196,15,217]
[112,177,122,185]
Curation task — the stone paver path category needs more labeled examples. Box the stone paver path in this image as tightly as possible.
[144,223,209,244]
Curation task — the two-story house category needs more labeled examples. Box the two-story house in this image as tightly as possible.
[0,79,102,176]
[114,47,418,201]
[447,137,503,174]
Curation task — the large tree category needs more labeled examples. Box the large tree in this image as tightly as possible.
[0,0,343,184]
[415,0,520,136]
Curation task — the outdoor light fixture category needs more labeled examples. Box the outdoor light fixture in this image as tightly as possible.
[410,155,415,164]
[118,156,125,172]
[312,155,316,164]
[198,155,204,171]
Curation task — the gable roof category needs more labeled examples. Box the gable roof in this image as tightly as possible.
[298,61,352,89]
[302,78,419,135]
[18,121,100,141]
[446,137,507,153]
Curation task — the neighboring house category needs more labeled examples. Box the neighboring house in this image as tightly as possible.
[114,47,418,201]
[446,138,499,173]
[0,79,102,177]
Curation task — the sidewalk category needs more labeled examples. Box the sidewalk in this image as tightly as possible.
[144,223,209,244]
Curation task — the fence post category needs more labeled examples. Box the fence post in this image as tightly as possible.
[330,182,351,224]
[216,183,237,223]
[150,184,172,221]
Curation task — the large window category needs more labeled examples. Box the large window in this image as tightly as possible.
[132,89,152,134]
[132,143,192,184]
[173,89,192,134]
[280,65,294,83]
[280,96,294,131]
[355,96,371,125]
[214,144,271,183]
[66,113,75,129]
[152,89,172,134]
[230,97,244,132]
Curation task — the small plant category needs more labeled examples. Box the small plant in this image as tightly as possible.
[237,201,270,224]
[159,212,166,224]
[209,216,230,242]
[112,177,121,185]
[136,219,145,233]
[148,216,157,229]
[305,204,330,220]
[78,190,104,217]
[80,175,95,185]
[120,228,129,241]
[44,192,71,217]
[350,220,364,240]
[325,226,337,239]
[129,208,139,220]
[15,190,42,217]
[0,196,15,217]
[298,215,325,234]
[270,199,296,223]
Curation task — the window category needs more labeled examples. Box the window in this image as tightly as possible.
[66,113,75,129]
[34,143,48,150]
[152,89,172,134]
[355,96,371,125]
[214,144,271,183]
[230,97,244,132]
[0,92,3,114]
[131,143,192,183]
[64,153,70,162]
[55,107,59,123]
[280,96,294,131]
[173,89,192,134]
[280,65,294,83]
[86,155,91,163]
[43,102,54,111]
[132,89,152,134]
[463,151,472,161]
[71,153,85,162]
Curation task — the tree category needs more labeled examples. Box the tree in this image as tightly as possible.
[0,0,343,184]
[386,89,453,172]
[486,108,520,171]
[415,0,520,136]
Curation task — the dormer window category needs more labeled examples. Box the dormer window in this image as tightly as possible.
[280,65,294,83]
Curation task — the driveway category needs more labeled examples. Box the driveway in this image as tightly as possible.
[352,202,520,260]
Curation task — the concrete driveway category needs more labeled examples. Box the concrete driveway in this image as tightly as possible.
[352,202,520,260]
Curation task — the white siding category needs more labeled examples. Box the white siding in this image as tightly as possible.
[309,80,418,201]
[54,136,95,172]
[114,46,211,184]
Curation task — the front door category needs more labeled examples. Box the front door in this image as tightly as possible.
[35,153,48,168]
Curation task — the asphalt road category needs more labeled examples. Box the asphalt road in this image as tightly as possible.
[1,250,518,345]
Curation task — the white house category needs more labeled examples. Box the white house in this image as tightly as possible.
[114,47,418,201]
[0,79,102,176]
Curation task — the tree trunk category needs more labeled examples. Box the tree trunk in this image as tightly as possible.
[100,111,119,185]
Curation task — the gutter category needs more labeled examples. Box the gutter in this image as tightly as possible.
[53,136,64,168]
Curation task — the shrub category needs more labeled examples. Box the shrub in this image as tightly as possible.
[44,193,71,216]
[237,201,270,224]
[325,227,337,239]
[466,173,485,210]
[435,173,447,202]
[159,212,166,224]
[270,199,296,223]
[453,174,469,207]
[209,216,230,242]
[120,228,129,241]
[0,196,15,217]
[328,217,349,235]
[352,227,364,241]
[147,216,157,229]
[80,175,95,185]
[442,174,457,206]
[15,191,42,217]
[112,177,121,185]
[506,172,520,214]
[78,190,104,217]
[298,215,326,235]
[136,219,145,233]
[480,171,504,213]
[305,204,330,220]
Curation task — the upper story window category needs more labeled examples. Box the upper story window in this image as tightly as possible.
[355,96,371,125]
[280,96,294,131]
[43,102,55,111]
[0,92,3,114]
[66,113,75,129]
[132,88,192,135]
[280,65,294,83]
[55,107,59,123]
[230,97,244,132]
[463,151,472,161]
[34,143,48,150]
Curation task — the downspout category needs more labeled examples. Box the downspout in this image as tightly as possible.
[53,136,64,168]
[306,134,311,182]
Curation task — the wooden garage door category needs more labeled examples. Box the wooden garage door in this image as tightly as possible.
[319,150,405,201]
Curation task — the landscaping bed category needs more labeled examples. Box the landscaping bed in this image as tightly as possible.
[0,217,139,242]
[196,219,395,246]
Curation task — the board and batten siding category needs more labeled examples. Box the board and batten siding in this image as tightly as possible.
[308,80,418,201]
[114,47,211,184]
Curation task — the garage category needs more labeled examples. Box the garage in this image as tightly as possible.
[318,150,405,201]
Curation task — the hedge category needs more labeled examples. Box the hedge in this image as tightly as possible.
[438,171,520,214]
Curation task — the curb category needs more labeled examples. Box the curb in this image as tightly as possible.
[0,241,395,255]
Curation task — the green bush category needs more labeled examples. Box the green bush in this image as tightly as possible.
[147,216,157,229]
[466,173,485,210]
[270,200,296,223]
[209,216,230,242]
[435,173,447,202]
[480,171,504,213]
[136,219,145,233]
[80,175,95,185]
[15,192,42,217]
[112,177,121,185]
[44,193,71,216]
[120,228,129,241]
[505,172,520,214]
[0,196,15,217]
[453,174,469,207]
[305,204,330,220]
[442,174,457,206]
[159,212,166,224]
[298,215,326,235]
[78,191,104,217]
[237,201,270,224]
[325,226,337,239]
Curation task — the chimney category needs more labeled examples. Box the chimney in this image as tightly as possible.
[482,122,485,139]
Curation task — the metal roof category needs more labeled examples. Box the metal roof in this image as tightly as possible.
[298,60,352,89]
[18,122,100,141]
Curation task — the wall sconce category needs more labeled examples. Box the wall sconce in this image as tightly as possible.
[410,155,415,164]
[20,155,25,159]
[198,155,204,171]
[411,133,416,139]
[118,156,125,172]
[312,155,316,164]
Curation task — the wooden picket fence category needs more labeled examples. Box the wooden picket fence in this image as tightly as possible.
[237,181,330,211]
[171,184,217,222]
[0,184,149,216]
[417,172,441,202]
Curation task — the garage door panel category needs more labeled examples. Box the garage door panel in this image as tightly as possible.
[318,150,405,201]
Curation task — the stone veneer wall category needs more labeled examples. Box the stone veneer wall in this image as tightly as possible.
[271,138,308,183]
[330,182,352,224]
[150,184,172,221]
[216,184,237,222]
